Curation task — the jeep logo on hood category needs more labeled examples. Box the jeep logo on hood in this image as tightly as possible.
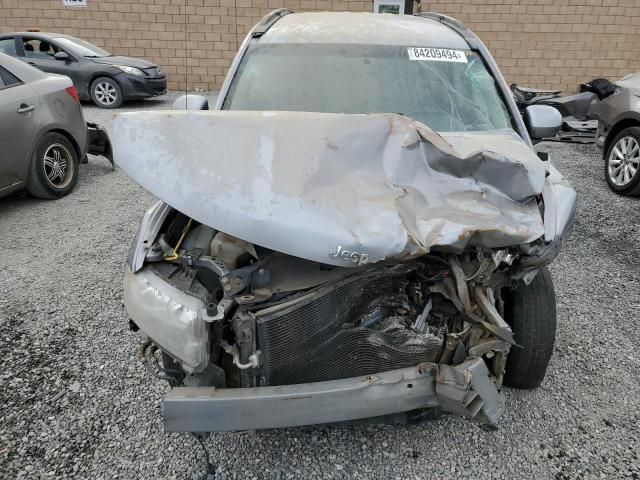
[329,245,369,266]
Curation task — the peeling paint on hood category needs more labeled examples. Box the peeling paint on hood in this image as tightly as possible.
[113,110,572,267]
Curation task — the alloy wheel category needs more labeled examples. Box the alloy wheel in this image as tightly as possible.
[43,143,74,189]
[94,81,118,106]
[608,135,640,186]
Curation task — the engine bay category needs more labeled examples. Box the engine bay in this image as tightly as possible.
[135,210,519,395]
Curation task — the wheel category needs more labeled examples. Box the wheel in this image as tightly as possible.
[503,267,557,389]
[90,76,123,108]
[27,132,79,199]
[605,126,640,195]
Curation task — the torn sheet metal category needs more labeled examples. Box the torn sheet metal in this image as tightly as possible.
[542,164,577,243]
[113,110,574,267]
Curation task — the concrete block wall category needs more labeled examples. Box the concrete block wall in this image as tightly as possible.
[1,0,638,92]
[423,0,640,92]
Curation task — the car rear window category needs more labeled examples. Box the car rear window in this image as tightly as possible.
[0,38,17,56]
[224,43,513,133]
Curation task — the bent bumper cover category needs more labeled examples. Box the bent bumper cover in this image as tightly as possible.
[164,357,505,432]
[87,122,113,168]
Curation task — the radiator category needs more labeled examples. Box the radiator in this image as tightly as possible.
[253,267,443,386]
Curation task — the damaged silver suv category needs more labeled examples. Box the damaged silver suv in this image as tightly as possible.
[114,11,576,432]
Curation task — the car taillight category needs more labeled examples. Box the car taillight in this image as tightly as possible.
[65,86,80,102]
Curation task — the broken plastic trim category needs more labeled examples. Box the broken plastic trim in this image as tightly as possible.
[86,122,113,169]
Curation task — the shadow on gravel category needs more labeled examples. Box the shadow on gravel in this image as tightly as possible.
[77,158,118,183]
[80,97,169,110]
[0,193,49,212]
[0,157,116,211]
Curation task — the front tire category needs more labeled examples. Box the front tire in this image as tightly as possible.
[605,127,640,195]
[27,132,79,199]
[503,267,557,389]
[90,76,123,109]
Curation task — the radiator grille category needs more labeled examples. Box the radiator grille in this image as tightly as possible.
[254,267,443,386]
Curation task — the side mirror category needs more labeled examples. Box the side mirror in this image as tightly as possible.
[54,51,70,61]
[524,105,562,140]
[171,94,209,111]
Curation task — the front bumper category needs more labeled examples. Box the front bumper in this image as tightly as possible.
[164,357,505,432]
[119,73,168,99]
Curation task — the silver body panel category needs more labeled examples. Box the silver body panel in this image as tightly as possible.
[259,12,469,48]
[596,73,640,150]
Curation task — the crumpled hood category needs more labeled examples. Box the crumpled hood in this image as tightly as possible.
[113,111,574,266]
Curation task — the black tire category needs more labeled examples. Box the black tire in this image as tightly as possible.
[604,126,640,196]
[26,132,79,199]
[90,76,123,109]
[503,267,557,389]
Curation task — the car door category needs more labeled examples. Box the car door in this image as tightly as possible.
[0,65,39,190]
[20,37,71,74]
[18,36,85,91]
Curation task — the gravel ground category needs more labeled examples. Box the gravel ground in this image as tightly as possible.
[1,94,639,480]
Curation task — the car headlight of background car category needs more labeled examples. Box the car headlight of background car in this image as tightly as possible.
[114,65,145,76]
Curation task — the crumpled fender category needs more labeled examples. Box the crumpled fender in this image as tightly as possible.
[542,164,578,243]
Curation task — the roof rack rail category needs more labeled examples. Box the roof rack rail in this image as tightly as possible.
[416,12,478,46]
[416,12,467,31]
[252,8,293,37]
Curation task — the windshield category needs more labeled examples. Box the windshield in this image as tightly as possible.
[54,37,111,58]
[224,44,513,132]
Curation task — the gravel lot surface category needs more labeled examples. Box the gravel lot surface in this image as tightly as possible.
[1,93,639,480]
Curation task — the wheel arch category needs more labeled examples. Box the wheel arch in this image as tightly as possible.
[44,128,82,161]
[21,127,82,181]
[604,115,640,157]
[86,72,121,97]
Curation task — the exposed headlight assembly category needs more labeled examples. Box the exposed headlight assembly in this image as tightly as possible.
[124,267,209,373]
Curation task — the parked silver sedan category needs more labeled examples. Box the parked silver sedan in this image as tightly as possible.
[0,52,111,200]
